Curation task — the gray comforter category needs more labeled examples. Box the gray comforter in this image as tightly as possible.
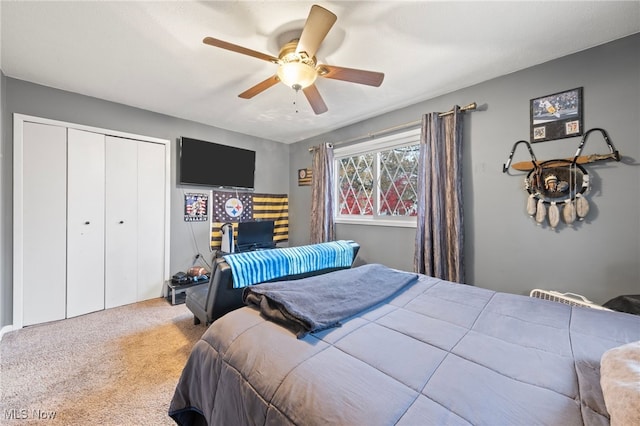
[169,268,640,425]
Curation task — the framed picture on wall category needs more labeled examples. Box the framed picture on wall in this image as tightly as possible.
[530,87,583,143]
[298,168,312,186]
[184,192,209,222]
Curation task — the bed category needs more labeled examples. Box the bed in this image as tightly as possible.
[169,264,640,425]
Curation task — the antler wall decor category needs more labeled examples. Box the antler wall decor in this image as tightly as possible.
[503,128,621,229]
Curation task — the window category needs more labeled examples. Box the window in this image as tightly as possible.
[334,128,420,227]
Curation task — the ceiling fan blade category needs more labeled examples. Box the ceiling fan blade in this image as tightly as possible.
[319,65,385,87]
[203,37,279,64]
[238,75,280,99]
[296,5,337,58]
[302,84,328,115]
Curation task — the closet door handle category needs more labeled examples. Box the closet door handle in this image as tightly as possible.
[119,221,124,224]
[84,221,90,225]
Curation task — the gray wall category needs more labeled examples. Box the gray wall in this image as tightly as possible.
[1,78,290,327]
[0,72,5,327]
[290,34,640,304]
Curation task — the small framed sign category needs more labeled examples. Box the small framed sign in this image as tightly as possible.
[298,168,312,186]
[530,87,583,143]
[184,192,209,222]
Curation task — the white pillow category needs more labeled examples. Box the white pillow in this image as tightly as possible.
[600,340,640,426]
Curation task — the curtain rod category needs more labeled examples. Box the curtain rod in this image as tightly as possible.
[309,102,478,151]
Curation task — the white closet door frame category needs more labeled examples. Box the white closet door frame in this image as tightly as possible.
[12,114,171,330]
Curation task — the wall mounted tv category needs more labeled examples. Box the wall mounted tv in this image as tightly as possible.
[179,137,256,189]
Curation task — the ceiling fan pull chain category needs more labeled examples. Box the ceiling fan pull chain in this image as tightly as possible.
[293,90,300,114]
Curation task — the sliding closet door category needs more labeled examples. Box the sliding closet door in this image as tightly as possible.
[105,136,138,308]
[136,141,166,301]
[21,122,67,326]
[66,129,106,318]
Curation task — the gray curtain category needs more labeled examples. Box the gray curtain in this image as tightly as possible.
[310,143,335,243]
[413,108,465,283]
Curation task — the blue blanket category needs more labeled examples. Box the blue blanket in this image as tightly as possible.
[223,240,355,289]
[242,264,419,337]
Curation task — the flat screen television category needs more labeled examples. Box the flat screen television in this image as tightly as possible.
[236,220,275,251]
[179,137,256,189]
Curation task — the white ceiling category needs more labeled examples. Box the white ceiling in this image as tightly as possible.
[1,1,639,144]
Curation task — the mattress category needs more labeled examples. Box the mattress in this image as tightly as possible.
[169,267,640,425]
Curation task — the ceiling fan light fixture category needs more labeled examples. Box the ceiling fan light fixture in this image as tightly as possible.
[277,61,317,91]
[203,5,383,114]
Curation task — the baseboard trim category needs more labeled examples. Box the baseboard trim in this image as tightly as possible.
[0,325,14,341]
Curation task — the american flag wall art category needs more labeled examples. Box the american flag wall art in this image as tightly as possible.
[210,190,288,249]
[184,193,209,222]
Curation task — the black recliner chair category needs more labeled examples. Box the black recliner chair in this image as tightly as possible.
[186,241,360,326]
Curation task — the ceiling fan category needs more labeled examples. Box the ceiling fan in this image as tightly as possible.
[203,4,384,114]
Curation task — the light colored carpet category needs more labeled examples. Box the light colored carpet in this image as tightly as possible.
[0,298,205,425]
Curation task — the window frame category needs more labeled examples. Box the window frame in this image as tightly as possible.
[334,128,421,228]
